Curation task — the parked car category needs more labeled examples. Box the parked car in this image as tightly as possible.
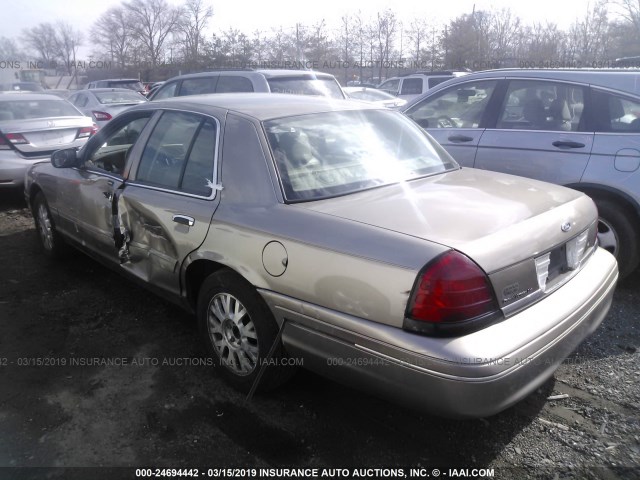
[0,93,96,189]
[25,94,617,418]
[67,88,148,128]
[378,71,469,100]
[402,68,640,279]
[148,70,345,101]
[86,78,146,95]
[343,86,407,108]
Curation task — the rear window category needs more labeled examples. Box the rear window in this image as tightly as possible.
[0,99,81,119]
[265,109,456,202]
[108,81,144,92]
[95,91,147,105]
[267,77,344,99]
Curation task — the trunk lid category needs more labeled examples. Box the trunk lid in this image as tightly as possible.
[297,168,596,274]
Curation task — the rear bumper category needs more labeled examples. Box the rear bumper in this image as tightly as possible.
[0,151,48,189]
[265,247,618,418]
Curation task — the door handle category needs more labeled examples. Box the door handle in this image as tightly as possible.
[173,214,195,227]
[552,140,585,149]
[448,135,474,142]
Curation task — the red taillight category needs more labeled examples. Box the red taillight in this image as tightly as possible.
[5,133,29,144]
[408,251,498,325]
[77,125,98,139]
[92,111,112,121]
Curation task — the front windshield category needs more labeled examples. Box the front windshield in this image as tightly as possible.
[265,109,458,202]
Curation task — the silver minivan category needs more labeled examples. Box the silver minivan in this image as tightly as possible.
[402,69,640,278]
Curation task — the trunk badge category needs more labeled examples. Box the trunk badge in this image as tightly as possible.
[561,222,572,232]
[47,121,56,127]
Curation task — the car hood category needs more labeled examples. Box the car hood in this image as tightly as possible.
[296,168,596,273]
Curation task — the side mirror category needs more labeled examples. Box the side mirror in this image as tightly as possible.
[51,148,78,168]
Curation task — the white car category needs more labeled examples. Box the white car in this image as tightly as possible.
[0,93,95,189]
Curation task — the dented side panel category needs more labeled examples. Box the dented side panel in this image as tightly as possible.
[116,186,218,296]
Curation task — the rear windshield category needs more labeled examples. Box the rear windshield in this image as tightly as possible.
[267,77,344,99]
[108,81,144,91]
[95,91,147,105]
[265,109,457,202]
[0,99,81,119]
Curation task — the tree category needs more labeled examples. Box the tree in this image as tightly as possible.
[373,9,397,79]
[567,0,610,63]
[524,22,564,64]
[336,14,356,83]
[0,37,22,59]
[489,8,522,62]
[92,7,133,69]
[178,0,213,65]
[124,0,184,68]
[22,23,58,65]
[219,28,253,65]
[614,0,640,33]
[53,21,83,74]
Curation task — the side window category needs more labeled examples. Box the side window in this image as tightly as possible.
[496,80,585,132]
[136,111,217,197]
[591,90,640,133]
[179,77,216,96]
[405,80,497,129]
[153,82,178,100]
[428,77,452,89]
[400,78,423,96]
[378,78,400,95]
[216,76,254,93]
[181,121,216,196]
[85,115,152,176]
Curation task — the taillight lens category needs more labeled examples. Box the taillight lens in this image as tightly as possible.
[77,125,98,139]
[5,133,29,144]
[92,111,112,121]
[405,251,500,335]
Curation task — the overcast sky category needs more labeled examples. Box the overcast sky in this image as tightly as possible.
[4,0,621,57]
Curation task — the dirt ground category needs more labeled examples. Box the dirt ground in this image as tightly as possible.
[0,189,639,480]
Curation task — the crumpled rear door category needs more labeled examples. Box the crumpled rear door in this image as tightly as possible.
[114,111,221,298]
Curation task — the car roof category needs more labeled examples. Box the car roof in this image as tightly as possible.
[162,69,337,82]
[142,92,379,121]
[452,68,640,96]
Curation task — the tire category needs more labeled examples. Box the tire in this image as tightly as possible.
[32,192,67,259]
[593,198,639,279]
[197,269,295,392]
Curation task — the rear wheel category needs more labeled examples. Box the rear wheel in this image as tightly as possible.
[32,192,67,259]
[593,198,639,279]
[197,270,294,392]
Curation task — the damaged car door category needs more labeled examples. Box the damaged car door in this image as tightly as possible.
[74,112,154,262]
[114,110,221,298]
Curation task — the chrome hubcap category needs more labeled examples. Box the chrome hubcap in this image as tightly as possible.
[207,293,258,375]
[597,218,618,257]
[37,203,54,251]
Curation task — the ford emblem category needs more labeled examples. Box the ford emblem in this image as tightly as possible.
[561,222,572,232]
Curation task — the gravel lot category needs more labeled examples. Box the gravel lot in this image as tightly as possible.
[0,189,638,480]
